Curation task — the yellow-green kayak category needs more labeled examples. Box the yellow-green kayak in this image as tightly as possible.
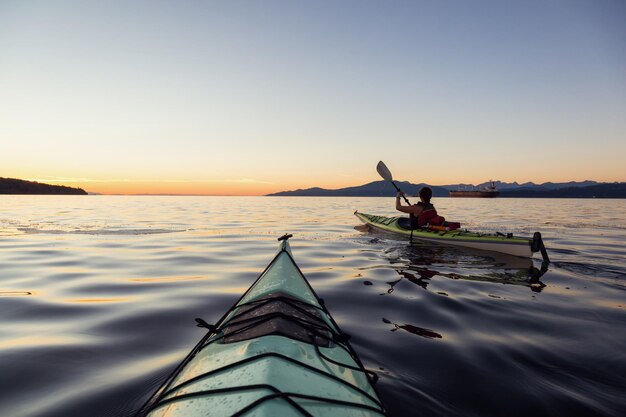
[355,211,549,260]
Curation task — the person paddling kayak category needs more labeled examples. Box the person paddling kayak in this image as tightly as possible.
[395,186,445,227]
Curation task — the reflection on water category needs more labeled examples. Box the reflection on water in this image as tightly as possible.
[127,275,208,283]
[65,297,135,304]
[0,291,33,296]
[382,317,443,340]
[0,196,625,417]
[372,244,548,294]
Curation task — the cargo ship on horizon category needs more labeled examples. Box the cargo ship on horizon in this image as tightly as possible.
[449,181,499,198]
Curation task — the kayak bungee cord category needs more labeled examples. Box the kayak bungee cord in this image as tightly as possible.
[136,234,388,417]
[210,295,381,380]
[146,353,387,416]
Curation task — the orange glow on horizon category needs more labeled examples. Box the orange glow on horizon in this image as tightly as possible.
[23,179,282,196]
[22,176,386,196]
[82,181,277,196]
[21,171,626,196]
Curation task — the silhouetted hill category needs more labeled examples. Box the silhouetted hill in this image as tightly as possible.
[0,178,87,195]
[268,181,450,197]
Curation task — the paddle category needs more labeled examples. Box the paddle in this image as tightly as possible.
[376,161,411,205]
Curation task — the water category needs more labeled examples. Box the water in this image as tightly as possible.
[1,196,625,417]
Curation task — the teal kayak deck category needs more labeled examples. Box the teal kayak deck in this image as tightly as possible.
[137,236,387,417]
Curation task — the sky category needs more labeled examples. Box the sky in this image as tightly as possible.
[1,0,625,195]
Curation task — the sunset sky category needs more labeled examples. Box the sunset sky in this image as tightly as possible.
[1,1,625,195]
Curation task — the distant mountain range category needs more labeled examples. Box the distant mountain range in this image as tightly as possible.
[268,180,626,198]
[447,180,600,191]
[499,183,626,198]
[268,181,451,197]
[0,177,87,195]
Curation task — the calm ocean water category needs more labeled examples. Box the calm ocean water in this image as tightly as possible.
[1,196,625,417]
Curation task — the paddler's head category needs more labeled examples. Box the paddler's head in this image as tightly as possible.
[419,187,432,203]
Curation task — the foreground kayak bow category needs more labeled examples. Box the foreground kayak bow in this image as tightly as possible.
[136,234,388,417]
[355,211,549,261]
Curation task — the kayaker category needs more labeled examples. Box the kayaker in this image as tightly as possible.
[396,186,445,227]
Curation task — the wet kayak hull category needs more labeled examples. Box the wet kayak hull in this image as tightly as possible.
[355,211,535,258]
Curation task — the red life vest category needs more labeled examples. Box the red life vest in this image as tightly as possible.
[415,203,445,226]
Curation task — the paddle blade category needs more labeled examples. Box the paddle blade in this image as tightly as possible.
[376,161,393,181]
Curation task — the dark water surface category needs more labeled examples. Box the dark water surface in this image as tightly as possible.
[1,196,625,417]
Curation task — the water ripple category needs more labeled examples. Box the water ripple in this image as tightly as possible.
[0,196,624,417]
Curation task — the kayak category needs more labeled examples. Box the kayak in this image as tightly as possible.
[136,234,388,417]
[355,211,549,260]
